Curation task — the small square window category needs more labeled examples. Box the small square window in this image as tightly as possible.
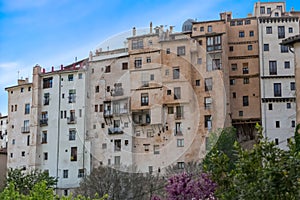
[268,103,273,110]
[239,111,243,116]
[289,27,293,33]
[287,103,291,109]
[146,57,151,63]
[168,107,174,114]
[249,31,254,37]
[68,74,74,81]
[231,64,237,71]
[21,88,24,93]
[248,45,253,50]
[200,27,204,32]
[167,90,171,95]
[150,74,154,81]
[232,92,236,98]
[266,27,272,34]
[44,152,48,160]
[78,73,83,79]
[276,121,280,128]
[239,31,245,38]
[243,78,249,84]
[21,151,25,157]
[197,58,202,64]
[102,143,107,149]
[122,62,128,70]
[290,82,295,91]
[230,79,235,85]
[196,80,200,86]
[166,48,170,54]
[275,138,279,145]
[292,120,296,128]
[264,44,269,51]
[63,170,68,178]
[284,61,290,69]
[105,66,111,73]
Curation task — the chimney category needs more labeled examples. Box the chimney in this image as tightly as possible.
[61,64,64,70]
[169,26,174,34]
[133,27,136,36]
[89,51,93,61]
[291,7,294,12]
[150,22,153,33]
[51,66,54,72]
[42,68,45,73]
[25,78,29,83]
[160,25,164,32]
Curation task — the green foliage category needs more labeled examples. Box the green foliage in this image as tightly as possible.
[6,168,57,195]
[204,124,300,200]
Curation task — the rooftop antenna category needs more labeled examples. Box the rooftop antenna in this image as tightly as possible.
[75,57,77,62]
[17,70,20,79]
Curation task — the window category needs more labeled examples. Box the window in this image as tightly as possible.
[275,138,279,145]
[229,46,234,51]
[269,61,277,75]
[154,145,159,154]
[177,139,184,147]
[267,7,271,14]
[287,103,291,109]
[68,74,74,81]
[281,45,289,53]
[12,139,15,145]
[197,58,202,64]
[146,57,151,63]
[277,5,282,12]
[239,31,245,38]
[166,48,170,54]
[200,26,204,32]
[260,6,265,14]
[44,152,48,160]
[278,26,285,39]
[177,46,185,56]
[173,67,180,79]
[27,135,30,146]
[177,162,185,169]
[28,87,31,91]
[71,147,77,161]
[292,120,296,128]
[205,97,212,109]
[204,115,212,129]
[40,111,48,126]
[243,78,249,84]
[102,143,107,149]
[25,103,30,114]
[237,20,243,26]
[141,93,149,106]
[114,156,121,166]
[167,90,171,95]
[42,131,47,143]
[21,88,24,93]
[78,73,83,79]
[105,66,111,73]
[264,44,269,51]
[144,144,149,151]
[248,45,253,50]
[284,61,290,69]
[122,62,128,70]
[69,129,76,141]
[207,25,212,32]
[207,35,221,51]
[95,85,99,93]
[266,27,272,34]
[168,107,174,114]
[175,122,182,135]
[249,31,254,37]
[212,59,221,70]
[94,105,98,112]
[269,103,273,110]
[63,170,68,178]
[174,87,181,99]
[175,106,184,119]
[148,166,153,174]
[15,105,17,111]
[44,93,50,105]
[239,111,243,116]
[43,77,53,88]
[274,83,282,97]
[132,39,143,49]
[78,169,85,178]
[276,121,280,128]
[196,80,200,86]
[289,27,293,33]
[233,92,236,98]
[275,12,279,17]
[245,20,250,25]
[230,79,235,85]
[68,89,76,103]
[243,66,249,74]
[231,64,237,71]
[230,21,235,26]
[205,78,212,91]
[134,57,142,68]
[243,96,249,106]
[22,151,25,157]
[114,140,121,152]
[290,82,295,91]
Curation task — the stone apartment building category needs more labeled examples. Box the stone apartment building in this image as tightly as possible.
[5,60,91,196]
[254,2,299,149]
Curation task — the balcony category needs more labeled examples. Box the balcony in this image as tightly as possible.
[108,127,124,135]
[21,126,30,133]
[40,119,48,126]
[111,88,124,96]
[175,114,184,120]
[67,117,77,124]
[104,110,113,117]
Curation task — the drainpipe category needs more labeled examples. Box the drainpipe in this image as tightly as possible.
[56,73,62,192]
[260,20,267,138]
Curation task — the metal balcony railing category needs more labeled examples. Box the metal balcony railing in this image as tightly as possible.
[67,117,77,124]
[108,127,123,135]
[40,119,48,126]
[21,126,30,133]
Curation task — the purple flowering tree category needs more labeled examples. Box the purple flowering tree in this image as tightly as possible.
[164,172,217,200]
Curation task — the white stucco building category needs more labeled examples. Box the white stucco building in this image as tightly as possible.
[255,2,299,149]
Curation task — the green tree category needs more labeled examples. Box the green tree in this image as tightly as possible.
[6,168,57,195]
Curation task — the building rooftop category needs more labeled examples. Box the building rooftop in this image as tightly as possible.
[281,34,300,46]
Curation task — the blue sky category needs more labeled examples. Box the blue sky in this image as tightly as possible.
[0,0,299,115]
